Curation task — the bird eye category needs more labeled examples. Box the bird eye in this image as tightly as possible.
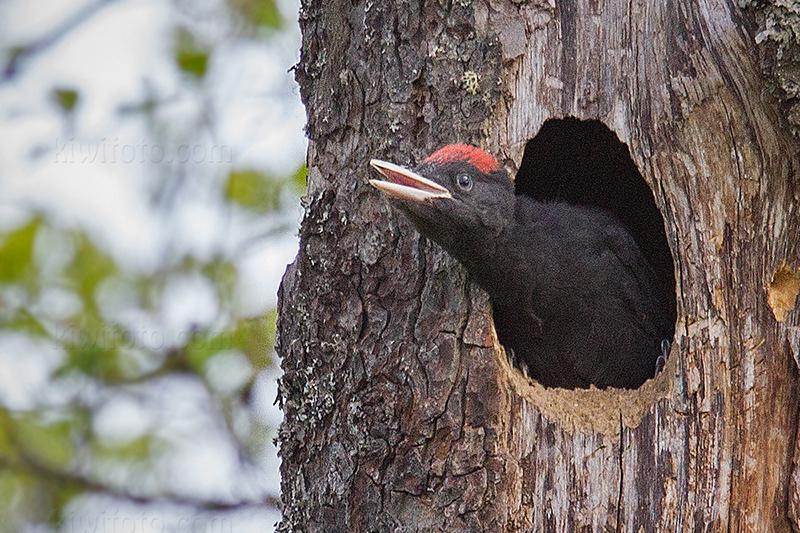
[456,174,473,191]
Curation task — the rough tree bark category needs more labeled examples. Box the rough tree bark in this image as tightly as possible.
[276,0,800,530]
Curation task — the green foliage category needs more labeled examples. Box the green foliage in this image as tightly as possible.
[237,312,276,370]
[0,208,286,525]
[174,28,210,79]
[0,410,18,461]
[226,165,307,212]
[185,314,274,373]
[203,258,238,303]
[228,0,283,29]
[291,164,308,192]
[54,235,124,380]
[226,169,282,212]
[4,309,46,338]
[93,434,154,462]
[13,415,76,469]
[0,472,38,532]
[0,0,301,527]
[0,410,85,530]
[52,88,79,113]
[65,234,116,314]
[62,323,123,380]
[185,328,231,371]
[0,217,39,286]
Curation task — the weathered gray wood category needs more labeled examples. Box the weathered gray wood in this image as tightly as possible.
[277,0,800,530]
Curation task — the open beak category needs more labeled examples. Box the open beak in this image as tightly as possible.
[369,159,452,202]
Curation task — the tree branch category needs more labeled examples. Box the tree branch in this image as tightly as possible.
[3,0,120,81]
[0,452,277,512]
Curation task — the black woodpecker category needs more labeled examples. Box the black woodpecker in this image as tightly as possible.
[369,144,672,389]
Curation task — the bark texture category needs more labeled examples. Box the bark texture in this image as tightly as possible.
[744,0,800,135]
[277,0,800,530]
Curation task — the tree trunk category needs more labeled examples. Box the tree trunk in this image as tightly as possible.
[277,0,800,530]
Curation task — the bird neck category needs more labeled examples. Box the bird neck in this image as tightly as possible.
[447,219,524,305]
[447,197,550,310]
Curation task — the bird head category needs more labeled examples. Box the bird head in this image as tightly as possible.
[369,144,514,254]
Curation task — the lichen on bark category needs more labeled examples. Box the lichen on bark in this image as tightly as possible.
[742,0,800,133]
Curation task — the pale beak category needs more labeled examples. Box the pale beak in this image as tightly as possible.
[369,159,452,202]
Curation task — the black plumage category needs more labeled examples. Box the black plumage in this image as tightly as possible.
[369,143,673,389]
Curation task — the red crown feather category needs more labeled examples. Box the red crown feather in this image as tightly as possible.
[424,144,502,176]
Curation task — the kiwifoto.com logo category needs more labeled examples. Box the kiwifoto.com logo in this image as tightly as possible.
[53,138,232,165]
[55,324,235,352]
[60,511,234,533]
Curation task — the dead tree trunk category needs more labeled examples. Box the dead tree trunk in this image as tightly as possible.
[277,0,800,530]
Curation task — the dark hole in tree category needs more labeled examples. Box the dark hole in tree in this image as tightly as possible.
[507,116,677,388]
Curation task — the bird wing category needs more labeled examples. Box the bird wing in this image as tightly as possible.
[560,221,666,388]
[600,223,666,339]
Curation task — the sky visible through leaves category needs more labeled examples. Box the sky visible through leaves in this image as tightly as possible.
[0,0,305,531]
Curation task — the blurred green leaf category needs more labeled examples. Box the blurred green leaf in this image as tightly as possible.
[14,416,74,469]
[0,472,38,533]
[0,409,84,529]
[225,169,283,212]
[185,328,225,371]
[52,88,79,113]
[291,164,308,193]
[0,218,39,284]
[61,319,124,380]
[233,314,274,369]
[185,313,274,372]
[65,235,116,314]
[228,0,282,29]
[0,469,78,531]
[65,338,120,380]
[48,483,82,529]
[174,28,209,79]
[203,258,237,305]
[0,410,18,461]
[93,435,153,462]
[6,309,48,338]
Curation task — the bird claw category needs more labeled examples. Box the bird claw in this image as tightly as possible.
[654,355,666,377]
[506,346,515,366]
[519,360,529,379]
[505,347,531,379]
[655,339,670,376]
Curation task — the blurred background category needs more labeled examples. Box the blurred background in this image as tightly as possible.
[0,0,305,531]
